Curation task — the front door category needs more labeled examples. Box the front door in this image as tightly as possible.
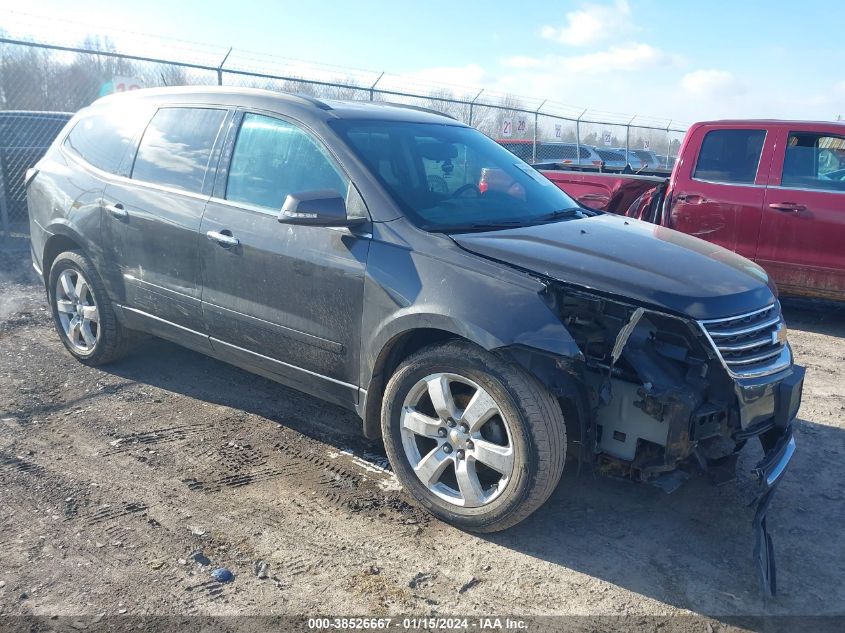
[758,127,845,300]
[200,112,370,407]
[102,106,229,335]
[668,126,772,259]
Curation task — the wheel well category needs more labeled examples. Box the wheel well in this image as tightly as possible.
[362,328,467,440]
[42,234,84,284]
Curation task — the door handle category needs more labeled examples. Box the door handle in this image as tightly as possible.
[105,202,127,219]
[206,230,240,248]
[768,202,806,213]
[676,194,706,204]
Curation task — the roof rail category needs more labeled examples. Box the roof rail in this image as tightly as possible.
[289,93,333,110]
[379,102,456,120]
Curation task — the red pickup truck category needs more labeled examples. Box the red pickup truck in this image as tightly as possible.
[540,120,845,301]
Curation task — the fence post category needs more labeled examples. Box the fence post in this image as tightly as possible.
[575,108,587,165]
[468,89,484,127]
[0,160,8,243]
[369,72,384,101]
[532,100,546,164]
[666,119,673,165]
[217,47,232,86]
[626,115,636,160]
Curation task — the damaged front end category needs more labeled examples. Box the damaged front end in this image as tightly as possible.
[545,285,803,596]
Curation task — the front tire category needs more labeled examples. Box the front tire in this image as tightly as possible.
[48,250,133,365]
[381,341,566,532]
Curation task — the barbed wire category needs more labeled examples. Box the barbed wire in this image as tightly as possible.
[0,8,689,131]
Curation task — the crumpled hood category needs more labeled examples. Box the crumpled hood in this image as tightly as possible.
[451,214,775,320]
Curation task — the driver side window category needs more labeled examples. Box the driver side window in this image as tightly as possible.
[226,113,349,210]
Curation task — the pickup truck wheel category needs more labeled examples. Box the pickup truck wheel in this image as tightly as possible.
[48,250,133,366]
[381,341,566,532]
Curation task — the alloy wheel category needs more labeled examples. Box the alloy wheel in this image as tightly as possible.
[54,269,99,353]
[400,373,515,508]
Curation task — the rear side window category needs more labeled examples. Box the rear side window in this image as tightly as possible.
[225,113,348,210]
[537,144,577,160]
[693,129,766,184]
[781,132,845,192]
[64,109,147,174]
[132,107,227,193]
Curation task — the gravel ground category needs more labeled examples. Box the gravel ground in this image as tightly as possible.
[0,241,843,628]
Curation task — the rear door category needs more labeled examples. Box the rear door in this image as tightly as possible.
[668,125,774,259]
[758,126,845,300]
[102,106,230,338]
[199,111,370,408]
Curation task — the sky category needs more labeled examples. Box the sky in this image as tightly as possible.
[3,0,845,126]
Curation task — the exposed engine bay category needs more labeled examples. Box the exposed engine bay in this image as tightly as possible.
[552,288,737,483]
[543,284,803,596]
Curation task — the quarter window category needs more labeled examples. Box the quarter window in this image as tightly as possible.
[64,108,149,174]
[225,113,348,210]
[132,107,227,193]
[781,132,845,192]
[693,129,766,184]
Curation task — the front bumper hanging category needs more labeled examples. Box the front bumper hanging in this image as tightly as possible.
[746,365,804,597]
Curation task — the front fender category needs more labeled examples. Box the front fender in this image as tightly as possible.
[361,238,582,393]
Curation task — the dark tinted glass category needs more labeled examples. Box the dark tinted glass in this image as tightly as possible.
[537,144,577,160]
[65,108,148,174]
[226,114,348,210]
[781,132,845,192]
[332,120,583,232]
[693,129,766,184]
[132,107,226,193]
[595,148,625,161]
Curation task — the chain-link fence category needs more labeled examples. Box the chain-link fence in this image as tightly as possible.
[0,24,688,239]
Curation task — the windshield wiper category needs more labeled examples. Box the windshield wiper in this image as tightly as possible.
[426,220,526,233]
[536,207,586,222]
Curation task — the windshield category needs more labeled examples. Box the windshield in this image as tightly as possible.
[330,120,585,231]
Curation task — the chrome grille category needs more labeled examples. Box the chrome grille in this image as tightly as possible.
[699,303,791,378]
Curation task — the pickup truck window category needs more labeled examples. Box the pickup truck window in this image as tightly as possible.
[782,132,845,192]
[693,129,766,184]
[331,120,582,232]
[225,113,348,210]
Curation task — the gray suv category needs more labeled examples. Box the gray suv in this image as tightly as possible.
[26,88,801,592]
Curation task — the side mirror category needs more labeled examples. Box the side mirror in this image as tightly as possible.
[278,190,363,227]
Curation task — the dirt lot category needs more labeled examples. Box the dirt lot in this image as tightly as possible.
[0,240,843,627]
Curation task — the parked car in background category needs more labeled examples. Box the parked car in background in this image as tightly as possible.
[0,111,72,232]
[591,147,629,170]
[655,153,677,170]
[497,140,603,167]
[630,148,666,171]
[611,148,647,171]
[541,119,845,302]
[27,90,801,596]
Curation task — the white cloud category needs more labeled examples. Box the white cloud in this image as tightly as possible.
[404,63,487,88]
[501,56,544,69]
[562,43,671,73]
[541,0,632,46]
[680,69,746,97]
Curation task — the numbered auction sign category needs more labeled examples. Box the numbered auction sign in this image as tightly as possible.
[516,117,526,135]
[554,124,562,139]
[501,118,513,137]
[603,131,612,146]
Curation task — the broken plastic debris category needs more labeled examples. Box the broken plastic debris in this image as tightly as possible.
[211,567,234,583]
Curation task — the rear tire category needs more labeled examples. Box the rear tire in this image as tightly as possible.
[48,250,134,365]
[381,340,566,532]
